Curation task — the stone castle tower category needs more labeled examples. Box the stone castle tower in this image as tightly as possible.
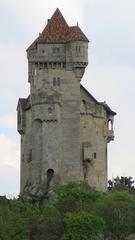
[17,9,116,195]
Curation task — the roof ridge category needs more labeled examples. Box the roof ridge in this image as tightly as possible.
[47,8,68,27]
[80,84,116,115]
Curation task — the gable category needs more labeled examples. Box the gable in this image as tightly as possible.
[80,84,116,116]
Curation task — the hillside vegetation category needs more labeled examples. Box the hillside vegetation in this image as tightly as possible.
[0,181,135,240]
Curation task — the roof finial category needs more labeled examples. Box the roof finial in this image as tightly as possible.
[77,21,79,26]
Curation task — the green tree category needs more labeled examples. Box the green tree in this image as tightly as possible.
[29,207,63,240]
[96,191,135,240]
[61,211,106,240]
[108,176,135,191]
[55,181,102,214]
[0,198,29,240]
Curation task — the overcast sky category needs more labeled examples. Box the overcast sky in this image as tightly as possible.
[0,0,135,196]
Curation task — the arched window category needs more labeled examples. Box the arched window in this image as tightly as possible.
[47,169,54,179]
[48,107,52,114]
[108,119,113,131]
[46,169,54,189]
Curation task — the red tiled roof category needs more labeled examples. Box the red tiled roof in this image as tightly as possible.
[19,96,30,110]
[27,8,89,50]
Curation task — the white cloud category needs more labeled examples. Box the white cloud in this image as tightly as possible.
[0,165,19,196]
[0,134,19,169]
[0,114,16,128]
[82,64,135,180]
[1,0,88,30]
[0,134,20,195]
[83,64,135,105]
[0,43,29,108]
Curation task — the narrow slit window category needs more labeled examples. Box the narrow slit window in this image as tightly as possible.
[57,77,60,86]
[94,152,97,159]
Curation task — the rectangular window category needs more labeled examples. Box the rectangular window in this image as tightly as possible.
[53,77,60,87]
[53,77,57,86]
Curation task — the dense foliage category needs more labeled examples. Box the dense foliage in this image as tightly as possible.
[0,181,135,240]
[108,176,135,191]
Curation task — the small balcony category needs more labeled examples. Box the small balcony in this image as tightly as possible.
[107,130,114,142]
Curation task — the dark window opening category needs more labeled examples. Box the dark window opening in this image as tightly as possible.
[53,77,61,86]
[45,169,55,194]
[94,152,97,159]
[53,77,57,86]
[47,169,54,176]
[82,99,86,104]
[48,107,52,114]
[46,169,54,188]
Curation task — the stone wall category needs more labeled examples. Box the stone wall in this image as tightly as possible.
[18,36,115,195]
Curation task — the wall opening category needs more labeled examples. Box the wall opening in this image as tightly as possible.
[53,77,61,86]
[108,120,112,130]
[46,169,54,191]
[82,99,86,104]
[48,107,52,114]
[93,152,97,159]
[47,169,54,178]
[108,119,114,131]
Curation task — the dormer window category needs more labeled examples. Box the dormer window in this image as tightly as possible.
[53,77,61,86]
